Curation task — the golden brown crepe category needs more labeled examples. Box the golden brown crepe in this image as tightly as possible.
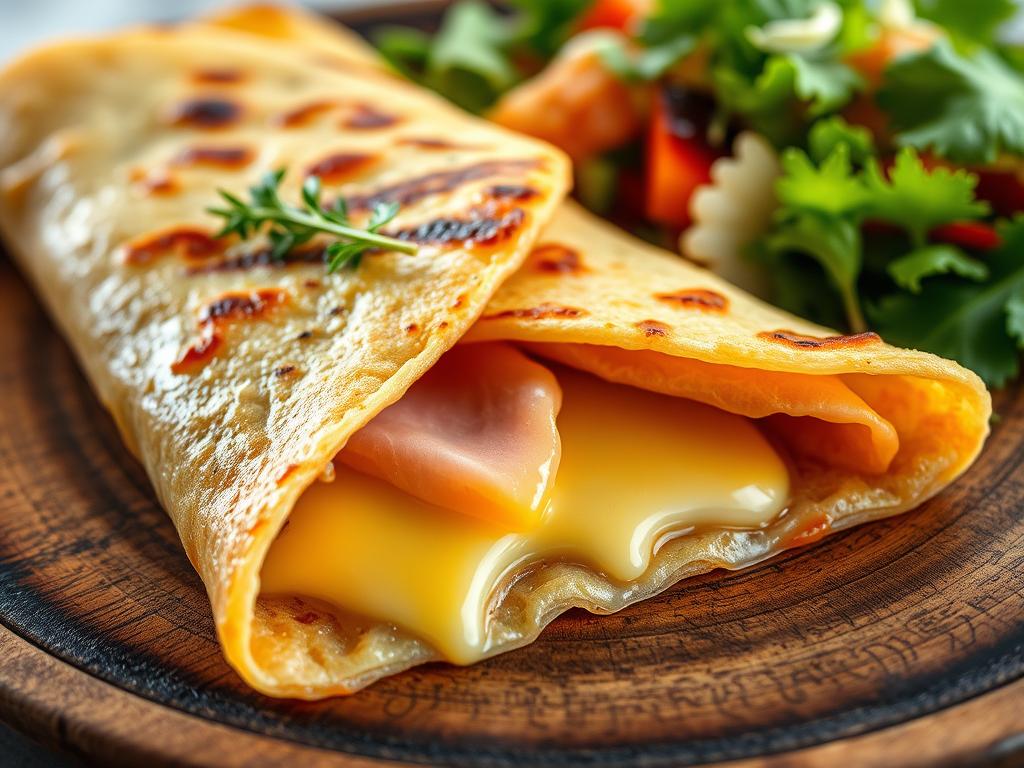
[0,21,570,695]
[0,7,991,700]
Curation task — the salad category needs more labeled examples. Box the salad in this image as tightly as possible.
[375,0,1024,387]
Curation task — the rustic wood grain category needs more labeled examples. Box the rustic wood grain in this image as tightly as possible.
[0,7,1022,762]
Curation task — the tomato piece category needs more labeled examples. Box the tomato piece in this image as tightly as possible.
[576,0,652,33]
[645,88,719,228]
[931,221,1002,251]
[974,169,1024,218]
[845,25,939,88]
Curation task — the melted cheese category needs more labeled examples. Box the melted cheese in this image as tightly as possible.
[260,366,789,664]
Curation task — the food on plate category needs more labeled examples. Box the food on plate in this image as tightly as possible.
[378,0,1024,386]
[0,5,992,699]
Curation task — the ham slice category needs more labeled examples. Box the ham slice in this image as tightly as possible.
[340,343,562,528]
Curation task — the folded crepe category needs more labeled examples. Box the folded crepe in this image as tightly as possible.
[0,8,991,700]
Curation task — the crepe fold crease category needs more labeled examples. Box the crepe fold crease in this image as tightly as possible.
[0,6,991,699]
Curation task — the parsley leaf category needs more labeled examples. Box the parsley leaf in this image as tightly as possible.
[888,244,989,292]
[862,147,990,245]
[764,208,867,331]
[808,115,875,164]
[878,39,1024,165]
[870,217,1024,387]
[776,144,870,217]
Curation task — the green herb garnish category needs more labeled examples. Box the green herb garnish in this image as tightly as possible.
[208,169,416,273]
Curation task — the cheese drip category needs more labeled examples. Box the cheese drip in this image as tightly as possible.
[260,366,789,664]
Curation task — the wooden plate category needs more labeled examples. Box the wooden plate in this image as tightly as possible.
[1,5,1023,765]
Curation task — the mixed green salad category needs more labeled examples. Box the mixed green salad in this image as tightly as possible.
[375,0,1024,387]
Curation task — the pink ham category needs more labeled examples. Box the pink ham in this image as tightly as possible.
[339,343,562,528]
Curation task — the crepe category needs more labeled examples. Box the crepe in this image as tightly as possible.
[0,8,991,701]
[203,7,988,695]
[0,21,570,693]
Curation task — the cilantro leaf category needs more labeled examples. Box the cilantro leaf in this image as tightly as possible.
[888,244,989,292]
[878,40,1024,164]
[764,210,867,331]
[776,144,870,217]
[862,147,990,245]
[870,217,1024,386]
[914,0,1017,48]
[785,54,864,117]
[808,115,875,164]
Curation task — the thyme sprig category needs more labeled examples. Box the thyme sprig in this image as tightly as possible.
[208,169,415,273]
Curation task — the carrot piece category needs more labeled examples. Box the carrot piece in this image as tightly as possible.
[645,89,718,228]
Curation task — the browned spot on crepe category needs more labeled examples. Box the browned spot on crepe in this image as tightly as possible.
[530,243,585,275]
[305,152,375,183]
[345,159,540,212]
[122,227,222,265]
[655,289,729,312]
[167,97,242,128]
[636,319,671,337]
[482,304,586,321]
[192,68,244,84]
[173,289,289,374]
[759,330,882,349]
[275,100,338,128]
[174,146,254,169]
[343,104,399,129]
[388,208,527,248]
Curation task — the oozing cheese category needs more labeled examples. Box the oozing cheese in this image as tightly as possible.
[260,366,789,664]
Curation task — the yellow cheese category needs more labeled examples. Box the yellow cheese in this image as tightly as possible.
[260,366,789,664]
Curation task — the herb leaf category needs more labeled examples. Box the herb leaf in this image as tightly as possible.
[776,144,870,217]
[862,147,990,246]
[870,217,1024,387]
[878,40,1024,165]
[888,244,989,293]
[208,170,415,272]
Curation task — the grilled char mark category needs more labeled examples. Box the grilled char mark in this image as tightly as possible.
[200,289,288,324]
[174,146,254,169]
[345,159,540,213]
[637,319,671,337]
[482,304,587,321]
[167,97,242,129]
[759,330,882,349]
[276,100,338,128]
[530,243,585,274]
[173,289,289,374]
[344,104,399,129]
[305,153,376,183]
[389,209,526,247]
[485,184,538,201]
[123,228,221,265]
[398,137,477,150]
[655,289,729,312]
[185,245,326,275]
[193,69,244,84]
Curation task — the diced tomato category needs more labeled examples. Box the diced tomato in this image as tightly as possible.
[974,169,1024,217]
[645,89,719,228]
[931,221,1002,251]
[576,0,652,33]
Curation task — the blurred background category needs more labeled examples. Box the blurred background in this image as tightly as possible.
[0,0,412,61]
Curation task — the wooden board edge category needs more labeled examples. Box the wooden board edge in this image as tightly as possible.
[0,625,408,768]
[2,621,1022,768]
